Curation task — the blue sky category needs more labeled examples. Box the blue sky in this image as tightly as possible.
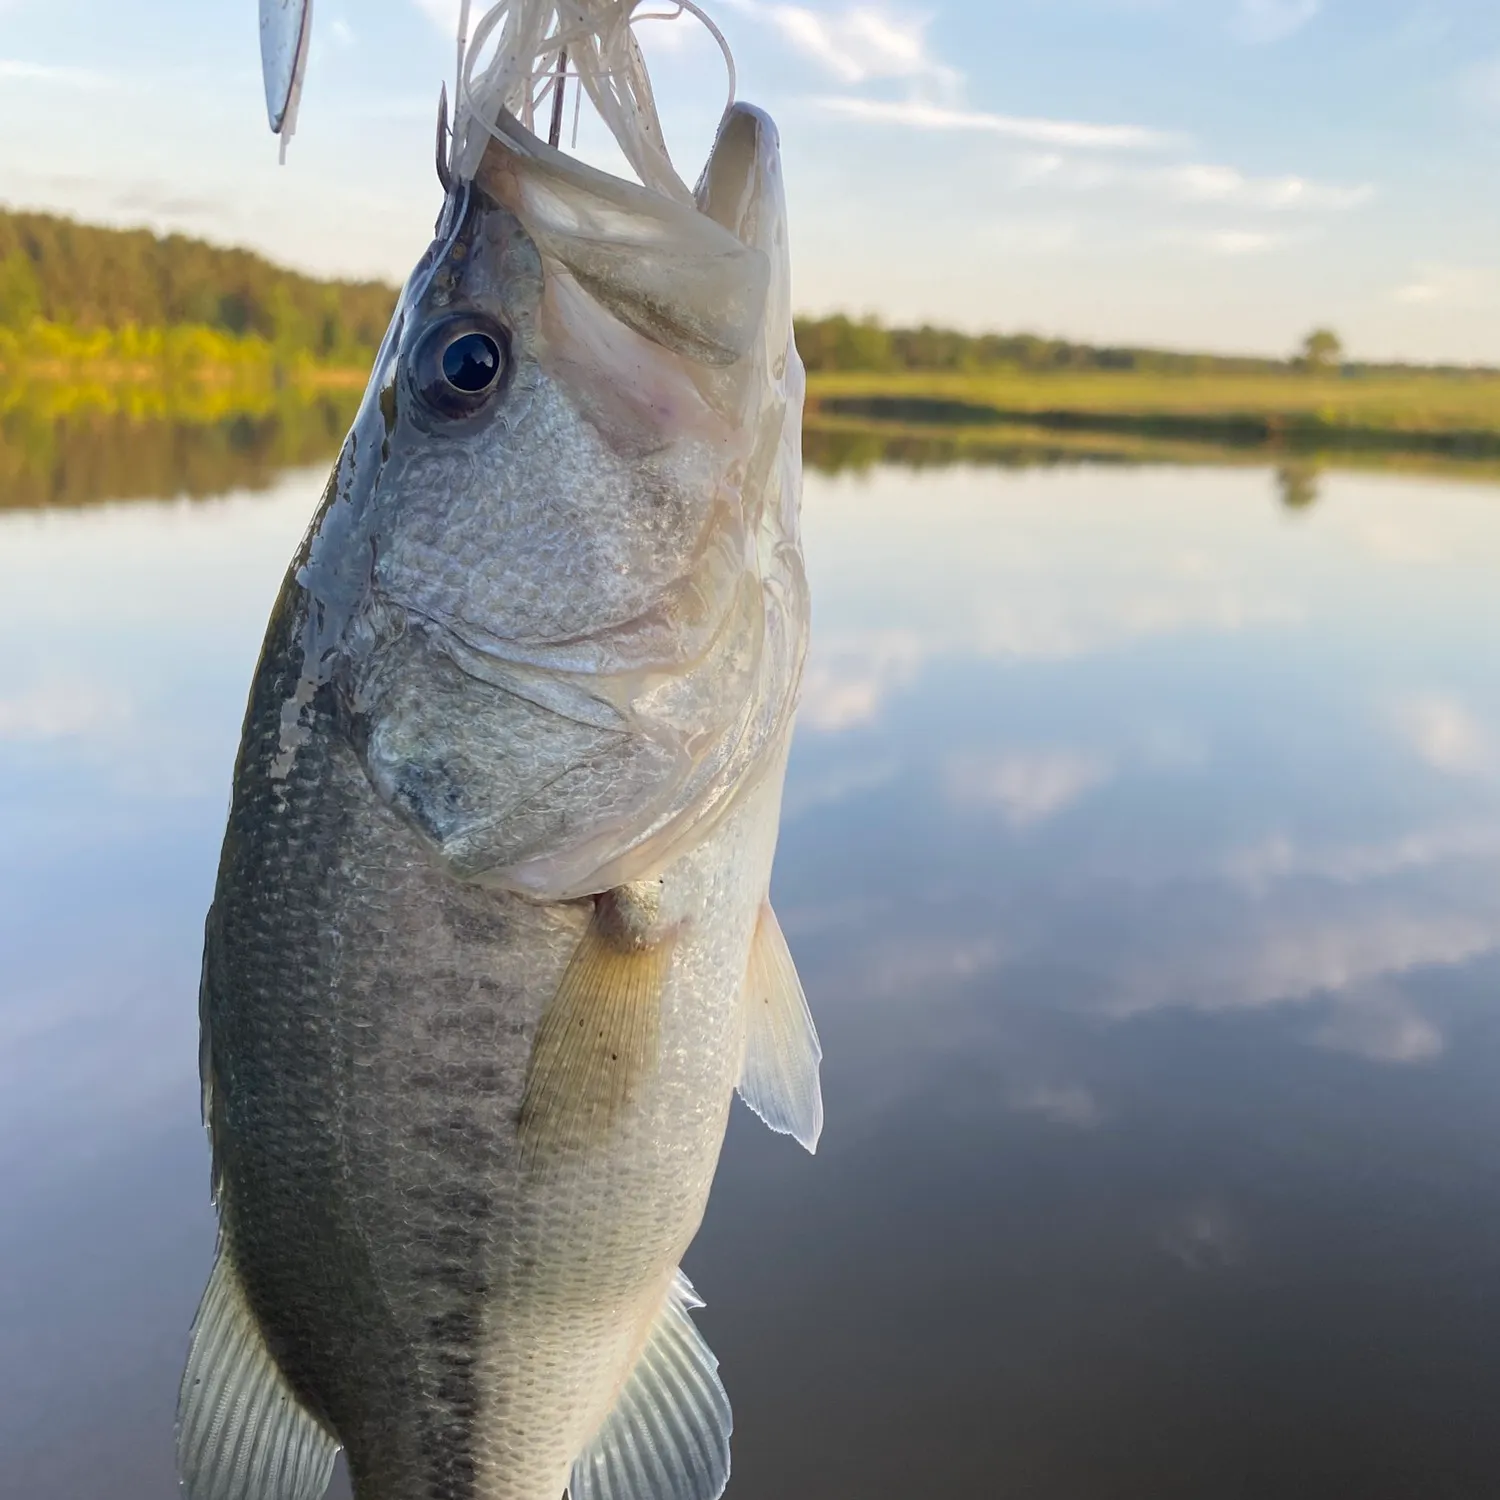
[1,0,1497,359]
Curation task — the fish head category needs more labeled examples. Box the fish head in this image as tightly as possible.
[288,104,807,900]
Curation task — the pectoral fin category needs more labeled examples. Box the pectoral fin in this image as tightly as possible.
[737,902,823,1153]
[176,1245,338,1500]
[569,1270,732,1500]
[519,887,674,1169]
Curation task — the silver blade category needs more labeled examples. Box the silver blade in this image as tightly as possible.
[259,0,313,134]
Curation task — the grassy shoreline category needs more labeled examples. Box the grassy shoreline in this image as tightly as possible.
[9,322,1499,457]
[804,369,1500,457]
[0,319,376,423]
[800,412,1500,486]
[5,346,1500,512]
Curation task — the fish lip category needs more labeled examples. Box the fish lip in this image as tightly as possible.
[468,106,770,368]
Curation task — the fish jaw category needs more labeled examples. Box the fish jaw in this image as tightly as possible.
[276,107,805,902]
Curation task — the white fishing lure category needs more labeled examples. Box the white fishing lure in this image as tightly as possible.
[258,0,735,185]
[259,0,313,160]
[451,0,735,194]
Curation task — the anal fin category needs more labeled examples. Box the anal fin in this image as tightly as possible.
[520,885,675,1170]
[176,1245,338,1500]
[569,1269,732,1500]
[737,902,823,1152]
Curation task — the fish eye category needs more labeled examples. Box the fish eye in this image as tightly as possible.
[410,313,511,419]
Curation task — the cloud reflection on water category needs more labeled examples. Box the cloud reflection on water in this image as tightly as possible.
[5,456,1500,1496]
[784,462,1500,1084]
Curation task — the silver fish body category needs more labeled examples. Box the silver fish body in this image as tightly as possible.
[179,102,816,1500]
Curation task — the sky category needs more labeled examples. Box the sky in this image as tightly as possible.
[0,0,1498,360]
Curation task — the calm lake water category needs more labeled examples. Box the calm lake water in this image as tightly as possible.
[3,449,1500,1498]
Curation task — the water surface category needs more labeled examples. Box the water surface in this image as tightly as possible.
[3,453,1499,1498]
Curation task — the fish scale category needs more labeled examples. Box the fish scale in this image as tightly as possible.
[181,45,816,1500]
[208,620,771,1498]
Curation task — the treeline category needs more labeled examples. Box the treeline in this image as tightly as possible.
[792,313,1495,380]
[2,207,1492,381]
[0,395,362,510]
[0,208,397,363]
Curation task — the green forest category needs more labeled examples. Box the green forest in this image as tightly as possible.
[2,206,1494,383]
[0,208,396,363]
[2,207,1498,464]
[792,312,1494,380]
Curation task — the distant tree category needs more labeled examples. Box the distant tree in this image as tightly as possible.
[0,208,397,357]
[1299,328,1343,373]
[793,313,896,373]
[790,312,1312,378]
[1276,462,1320,511]
[0,250,42,328]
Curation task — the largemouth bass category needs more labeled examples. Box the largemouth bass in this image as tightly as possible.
[176,49,816,1500]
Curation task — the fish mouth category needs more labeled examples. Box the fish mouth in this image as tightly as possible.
[467,106,770,369]
[315,96,803,902]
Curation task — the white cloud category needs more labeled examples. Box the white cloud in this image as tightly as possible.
[1009,1082,1103,1128]
[946,749,1114,827]
[795,493,1305,738]
[1162,162,1370,211]
[1225,823,1500,892]
[1315,989,1444,1064]
[862,935,1003,998]
[757,2,959,93]
[1002,154,1372,215]
[1159,1199,1243,1269]
[1460,54,1500,120]
[1163,228,1291,255]
[411,0,455,29]
[1238,915,1494,1008]
[1394,264,1500,309]
[1229,0,1320,45]
[793,569,1299,733]
[1134,721,1210,770]
[782,756,902,819]
[0,680,129,741]
[1388,693,1495,777]
[1109,907,1500,1022]
[797,630,924,732]
[978,218,1079,254]
[1349,515,1451,565]
[962,588,1301,665]
[425,0,964,97]
[1202,230,1284,254]
[0,59,112,89]
[814,95,1170,150]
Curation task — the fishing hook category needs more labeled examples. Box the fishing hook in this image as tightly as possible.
[547,47,568,149]
[435,81,455,193]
